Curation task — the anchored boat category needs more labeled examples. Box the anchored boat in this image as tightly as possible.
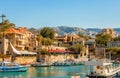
[0,61,29,72]
[85,59,120,78]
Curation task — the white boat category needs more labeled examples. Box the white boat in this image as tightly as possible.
[31,62,51,67]
[53,60,74,66]
[53,61,71,66]
[85,59,120,78]
[0,61,29,72]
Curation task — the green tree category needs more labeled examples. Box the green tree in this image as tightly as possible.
[95,33,113,47]
[40,27,55,39]
[78,33,90,40]
[106,47,120,55]
[0,20,15,35]
[42,38,53,46]
[113,36,120,41]
[69,43,84,53]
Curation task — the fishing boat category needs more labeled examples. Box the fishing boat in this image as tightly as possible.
[0,61,29,72]
[31,62,51,67]
[53,61,71,66]
[85,59,120,78]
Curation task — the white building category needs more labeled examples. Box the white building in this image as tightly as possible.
[107,41,120,48]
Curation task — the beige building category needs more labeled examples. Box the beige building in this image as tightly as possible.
[0,38,9,54]
[55,34,84,43]
[0,27,38,54]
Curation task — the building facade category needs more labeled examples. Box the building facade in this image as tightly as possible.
[0,27,38,54]
[107,41,120,48]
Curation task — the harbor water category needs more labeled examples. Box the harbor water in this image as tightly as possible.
[0,65,120,78]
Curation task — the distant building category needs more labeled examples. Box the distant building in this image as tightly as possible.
[101,28,115,38]
[107,41,120,48]
[55,34,84,43]
[85,40,96,52]
[95,47,105,58]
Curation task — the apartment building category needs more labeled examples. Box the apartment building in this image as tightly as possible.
[0,27,38,54]
[55,34,84,43]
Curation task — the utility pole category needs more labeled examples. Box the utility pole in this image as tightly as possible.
[0,14,6,22]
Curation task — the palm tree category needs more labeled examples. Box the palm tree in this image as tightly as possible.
[0,14,6,22]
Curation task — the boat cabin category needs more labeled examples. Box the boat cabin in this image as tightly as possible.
[0,61,19,67]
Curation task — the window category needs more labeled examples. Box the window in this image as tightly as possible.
[25,47,28,50]
[33,48,36,50]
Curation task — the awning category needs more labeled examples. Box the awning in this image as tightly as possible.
[20,51,37,55]
[10,42,37,55]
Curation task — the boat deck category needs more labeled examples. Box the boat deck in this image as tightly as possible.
[87,66,120,78]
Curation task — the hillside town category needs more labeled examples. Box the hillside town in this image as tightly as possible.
[0,15,120,66]
[1,0,120,77]
[0,15,120,78]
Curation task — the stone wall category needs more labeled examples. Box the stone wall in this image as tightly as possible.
[0,56,36,64]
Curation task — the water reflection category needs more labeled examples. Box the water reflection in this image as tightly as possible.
[0,65,91,78]
[0,72,27,78]
[28,66,90,78]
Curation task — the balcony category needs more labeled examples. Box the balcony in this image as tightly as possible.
[16,44,24,48]
[16,38,24,42]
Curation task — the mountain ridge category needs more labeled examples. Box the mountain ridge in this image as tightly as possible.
[53,26,120,36]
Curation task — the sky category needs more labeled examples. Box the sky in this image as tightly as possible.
[0,0,120,28]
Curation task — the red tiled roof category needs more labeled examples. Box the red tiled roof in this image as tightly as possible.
[5,28,22,34]
[4,27,33,35]
[18,27,33,35]
[18,27,28,34]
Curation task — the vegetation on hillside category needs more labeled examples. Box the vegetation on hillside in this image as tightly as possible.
[113,36,120,41]
[106,47,120,55]
[40,27,55,39]
[78,33,91,40]
[69,44,84,53]
[95,33,113,47]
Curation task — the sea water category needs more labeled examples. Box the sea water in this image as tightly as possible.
[0,65,119,78]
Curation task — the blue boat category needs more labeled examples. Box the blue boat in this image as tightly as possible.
[0,61,29,72]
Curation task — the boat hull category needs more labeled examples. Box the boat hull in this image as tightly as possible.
[86,73,117,78]
[0,66,29,72]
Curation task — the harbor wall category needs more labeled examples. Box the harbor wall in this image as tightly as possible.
[0,54,88,64]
